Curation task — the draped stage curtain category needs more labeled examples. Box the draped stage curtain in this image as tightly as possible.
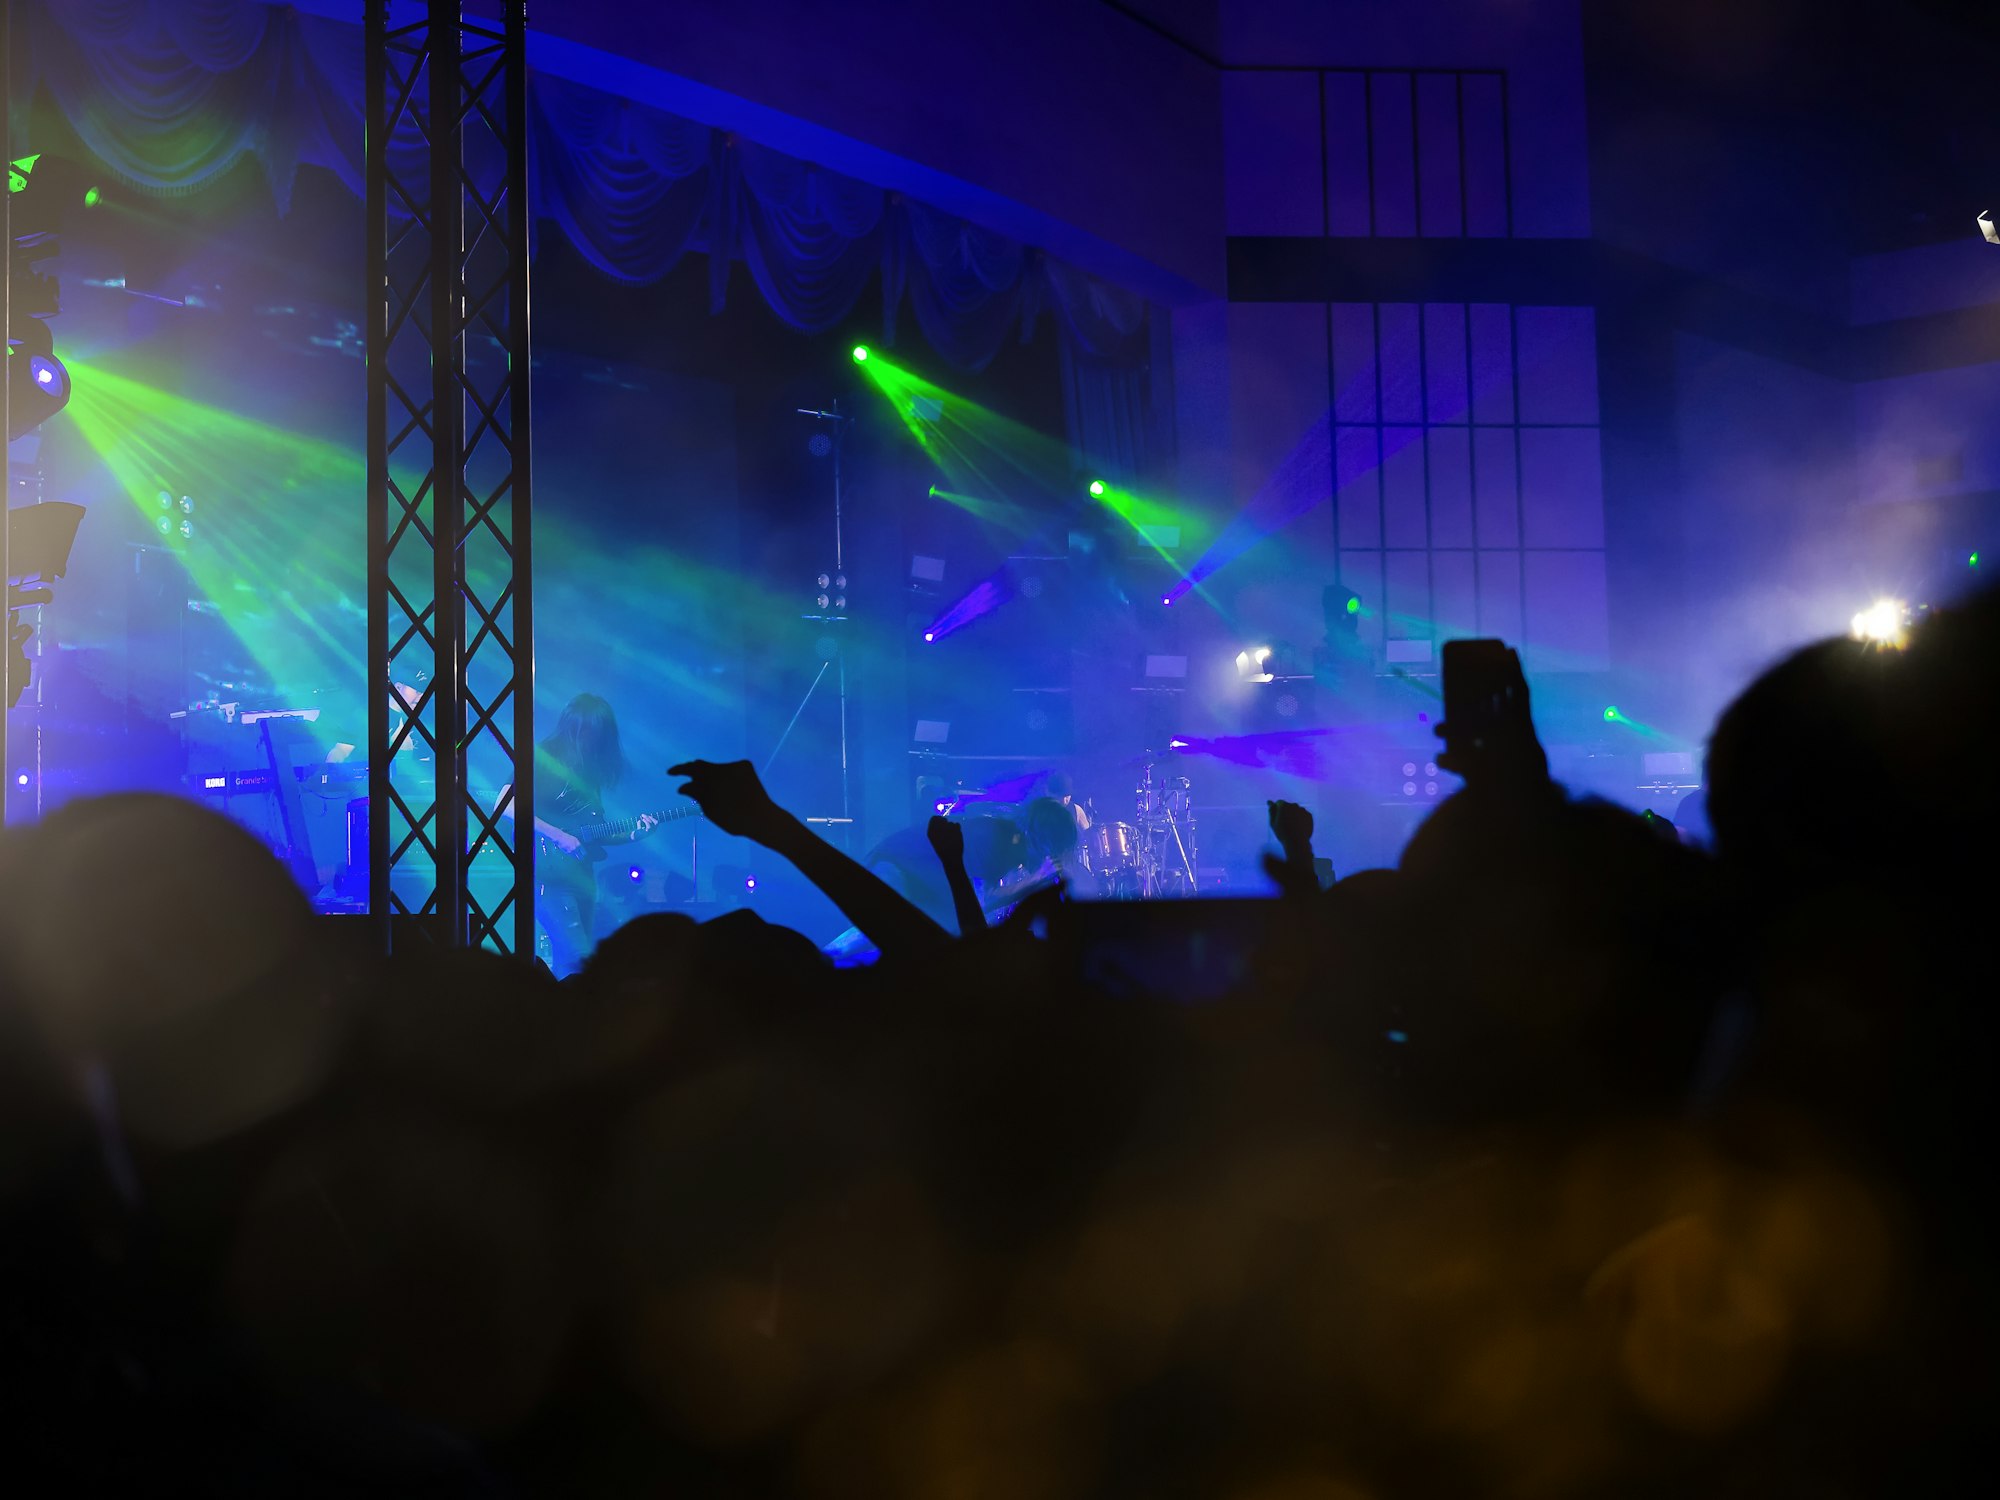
[12,0,1159,459]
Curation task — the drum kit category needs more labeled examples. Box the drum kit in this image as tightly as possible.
[1079,751,1199,898]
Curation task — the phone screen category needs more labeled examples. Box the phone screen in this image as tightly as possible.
[1440,638,1515,757]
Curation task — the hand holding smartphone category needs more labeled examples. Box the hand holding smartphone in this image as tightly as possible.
[1438,639,1549,789]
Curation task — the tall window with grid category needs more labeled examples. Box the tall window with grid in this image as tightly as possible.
[1330,301,1609,673]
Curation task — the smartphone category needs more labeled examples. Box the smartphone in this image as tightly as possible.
[1440,638,1517,758]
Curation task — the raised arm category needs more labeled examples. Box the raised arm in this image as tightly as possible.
[669,760,949,957]
[926,815,987,936]
[1262,798,1323,899]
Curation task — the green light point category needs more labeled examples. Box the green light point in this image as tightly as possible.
[1604,706,1620,722]
[1346,596,1361,615]
[83,186,102,208]
[1088,479,1106,497]
[851,345,869,363]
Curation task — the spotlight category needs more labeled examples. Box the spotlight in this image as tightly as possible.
[851,345,870,363]
[155,516,172,536]
[1087,479,1106,497]
[1603,706,1619,722]
[833,595,847,610]
[923,631,936,643]
[157,490,173,509]
[14,772,27,787]
[1850,598,1907,646]
[1235,646,1274,683]
[8,351,70,439]
[745,876,758,891]
[179,495,194,515]
[1971,552,1981,568]
[833,574,847,590]
[83,186,101,208]
[179,519,194,540]
[1346,595,1361,615]
[628,865,642,882]
[1981,209,1999,246]
[816,573,831,588]
[1162,596,1173,606]
[815,593,830,609]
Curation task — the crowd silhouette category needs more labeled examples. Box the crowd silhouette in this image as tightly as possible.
[0,589,1993,1497]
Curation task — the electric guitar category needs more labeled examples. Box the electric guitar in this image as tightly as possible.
[535,802,704,917]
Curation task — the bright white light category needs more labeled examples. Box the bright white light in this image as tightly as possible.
[1235,646,1275,683]
[1850,598,1907,645]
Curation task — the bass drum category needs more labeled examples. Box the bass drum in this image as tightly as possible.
[1084,820,1140,874]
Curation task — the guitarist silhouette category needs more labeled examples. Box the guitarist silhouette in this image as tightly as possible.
[518,694,688,975]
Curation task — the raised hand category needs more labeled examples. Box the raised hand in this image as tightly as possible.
[1267,799,1315,853]
[667,759,788,842]
[926,815,965,865]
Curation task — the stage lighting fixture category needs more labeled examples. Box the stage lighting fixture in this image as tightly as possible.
[834,573,847,590]
[851,345,870,363]
[7,351,71,440]
[1603,706,1619,722]
[1088,479,1106,497]
[1971,551,1981,568]
[1162,596,1173,606]
[816,593,830,609]
[1235,646,1274,682]
[179,495,194,515]
[816,573,831,588]
[745,877,758,891]
[155,516,172,537]
[628,865,642,883]
[83,187,101,208]
[14,772,28,787]
[1982,209,1999,246]
[923,631,936,642]
[833,595,847,610]
[1850,598,1907,646]
[1346,595,1361,615]
[179,519,194,540]
[808,432,834,458]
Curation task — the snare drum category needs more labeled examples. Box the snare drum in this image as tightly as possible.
[1084,820,1140,873]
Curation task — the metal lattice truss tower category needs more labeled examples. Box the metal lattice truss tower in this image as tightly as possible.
[365,0,534,953]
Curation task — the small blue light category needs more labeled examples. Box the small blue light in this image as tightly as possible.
[923,632,935,643]
[13,772,28,787]
[745,877,757,891]
[1161,596,1172,606]
[1386,1029,1408,1044]
[628,865,642,882]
